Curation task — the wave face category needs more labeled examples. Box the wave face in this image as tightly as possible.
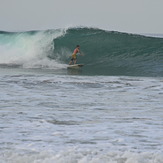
[1,27,163,76]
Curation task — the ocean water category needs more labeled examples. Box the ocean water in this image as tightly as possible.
[0,27,163,163]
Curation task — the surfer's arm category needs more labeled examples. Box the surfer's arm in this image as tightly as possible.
[78,51,84,56]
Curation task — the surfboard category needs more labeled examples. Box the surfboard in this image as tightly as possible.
[67,64,84,69]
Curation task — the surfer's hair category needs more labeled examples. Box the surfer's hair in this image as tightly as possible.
[76,45,80,47]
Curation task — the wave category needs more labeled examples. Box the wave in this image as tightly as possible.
[0,27,163,76]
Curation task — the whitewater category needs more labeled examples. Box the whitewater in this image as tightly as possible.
[0,27,163,163]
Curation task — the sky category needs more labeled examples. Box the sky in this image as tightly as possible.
[0,0,163,34]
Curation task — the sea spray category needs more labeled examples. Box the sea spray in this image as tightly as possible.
[0,29,66,69]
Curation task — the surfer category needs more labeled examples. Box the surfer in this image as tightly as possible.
[69,45,81,65]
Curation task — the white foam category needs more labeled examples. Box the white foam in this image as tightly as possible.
[1,149,163,163]
[0,29,67,69]
[0,75,163,163]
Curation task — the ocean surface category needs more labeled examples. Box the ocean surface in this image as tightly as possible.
[0,27,163,163]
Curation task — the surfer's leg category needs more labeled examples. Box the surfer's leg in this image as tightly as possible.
[74,59,77,64]
[69,58,73,65]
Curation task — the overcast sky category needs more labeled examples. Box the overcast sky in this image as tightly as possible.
[0,0,163,34]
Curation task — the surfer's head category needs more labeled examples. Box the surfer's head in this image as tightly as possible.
[76,45,80,48]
